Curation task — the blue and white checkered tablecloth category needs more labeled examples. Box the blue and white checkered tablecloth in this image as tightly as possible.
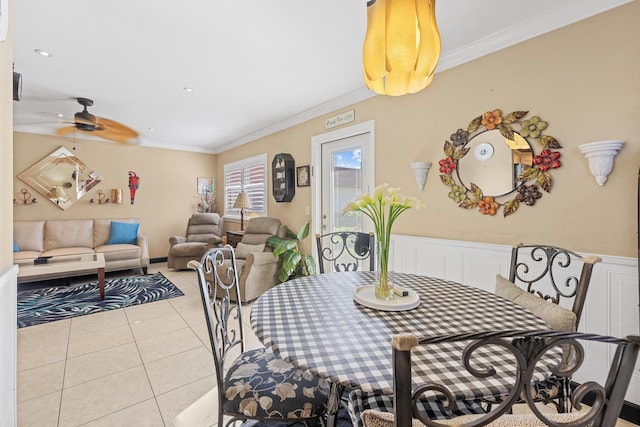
[251,271,556,399]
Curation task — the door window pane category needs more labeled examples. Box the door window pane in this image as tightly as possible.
[332,148,363,232]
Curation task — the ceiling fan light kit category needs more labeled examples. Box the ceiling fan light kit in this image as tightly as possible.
[363,0,441,96]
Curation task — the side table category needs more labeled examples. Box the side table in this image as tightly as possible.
[226,230,245,248]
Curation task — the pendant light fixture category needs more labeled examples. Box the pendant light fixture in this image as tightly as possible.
[363,0,441,96]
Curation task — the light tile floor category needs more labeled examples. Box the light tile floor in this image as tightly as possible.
[16,263,246,427]
[16,263,637,426]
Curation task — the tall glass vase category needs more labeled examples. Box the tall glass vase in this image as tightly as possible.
[375,240,394,300]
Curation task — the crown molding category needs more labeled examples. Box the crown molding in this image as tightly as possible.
[212,86,376,154]
[437,0,633,72]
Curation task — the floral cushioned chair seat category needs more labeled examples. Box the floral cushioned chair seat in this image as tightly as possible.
[224,348,330,419]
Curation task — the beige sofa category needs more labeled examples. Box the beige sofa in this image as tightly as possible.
[13,218,149,279]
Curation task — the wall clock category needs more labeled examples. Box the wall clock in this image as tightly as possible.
[474,142,494,161]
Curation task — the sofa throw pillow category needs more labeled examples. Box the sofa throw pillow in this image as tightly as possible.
[13,241,19,252]
[495,274,577,332]
[107,221,139,245]
[235,242,265,259]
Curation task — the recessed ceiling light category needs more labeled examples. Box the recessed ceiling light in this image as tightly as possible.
[57,113,63,118]
[183,87,193,93]
[34,49,52,57]
[148,127,155,132]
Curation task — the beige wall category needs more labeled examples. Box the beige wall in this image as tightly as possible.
[11,3,640,260]
[1,1,13,270]
[217,2,640,258]
[13,133,216,259]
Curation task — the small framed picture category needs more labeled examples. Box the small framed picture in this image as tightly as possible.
[197,177,214,194]
[296,166,310,187]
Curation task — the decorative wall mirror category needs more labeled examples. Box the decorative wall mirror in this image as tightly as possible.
[17,146,103,210]
[439,109,562,217]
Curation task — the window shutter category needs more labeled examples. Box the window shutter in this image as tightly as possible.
[224,154,267,217]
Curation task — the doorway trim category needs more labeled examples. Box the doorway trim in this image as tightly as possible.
[310,119,375,238]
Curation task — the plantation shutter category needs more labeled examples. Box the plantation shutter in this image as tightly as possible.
[224,154,267,217]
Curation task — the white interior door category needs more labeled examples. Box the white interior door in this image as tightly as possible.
[311,120,375,238]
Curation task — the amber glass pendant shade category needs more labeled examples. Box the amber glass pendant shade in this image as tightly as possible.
[363,0,441,96]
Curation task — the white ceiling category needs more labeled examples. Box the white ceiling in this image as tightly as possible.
[12,0,631,154]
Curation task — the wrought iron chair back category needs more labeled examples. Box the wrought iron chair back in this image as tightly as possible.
[315,231,375,274]
[508,243,601,325]
[188,247,244,425]
[381,330,640,427]
[190,247,330,426]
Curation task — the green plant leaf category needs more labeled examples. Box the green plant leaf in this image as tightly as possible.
[285,229,298,239]
[277,269,290,283]
[269,221,316,281]
[272,239,297,258]
[303,255,316,276]
[297,221,310,241]
[282,251,301,277]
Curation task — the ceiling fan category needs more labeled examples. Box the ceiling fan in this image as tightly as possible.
[56,97,139,144]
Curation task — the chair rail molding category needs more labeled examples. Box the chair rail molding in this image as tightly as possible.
[390,234,639,405]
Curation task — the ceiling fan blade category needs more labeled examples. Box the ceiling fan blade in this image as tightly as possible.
[56,126,77,136]
[96,117,139,143]
[95,128,139,144]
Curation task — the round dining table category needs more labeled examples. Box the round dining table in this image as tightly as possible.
[251,271,554,400]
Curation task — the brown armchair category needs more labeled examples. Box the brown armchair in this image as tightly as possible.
[227,216,286,302]
[167,213,223,270]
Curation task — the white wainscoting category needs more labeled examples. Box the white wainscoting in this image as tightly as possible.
[391,234,640,405]
[0,264,17,427]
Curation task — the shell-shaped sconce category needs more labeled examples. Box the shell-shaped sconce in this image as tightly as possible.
[410,162,432,191]
[578,140,624,186]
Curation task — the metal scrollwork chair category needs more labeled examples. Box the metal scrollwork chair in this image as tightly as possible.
[315,231,375,274]
[492,243,602,413]
[188,247,330,427]
[361,330,640,427]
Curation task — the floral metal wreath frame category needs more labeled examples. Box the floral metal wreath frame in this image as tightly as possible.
[439,109,562,217]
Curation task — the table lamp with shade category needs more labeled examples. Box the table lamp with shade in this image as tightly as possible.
[233,192,252,231]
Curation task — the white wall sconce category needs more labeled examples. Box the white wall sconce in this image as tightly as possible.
[578,140,624,186]
[410,162,432,191]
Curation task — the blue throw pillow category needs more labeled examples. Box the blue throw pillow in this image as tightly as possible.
[107,221,139,245]
[13,241,19,252]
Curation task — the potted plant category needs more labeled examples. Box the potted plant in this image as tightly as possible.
[266,221,316,282]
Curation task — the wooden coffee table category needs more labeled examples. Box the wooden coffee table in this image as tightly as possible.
[16,253,107,299]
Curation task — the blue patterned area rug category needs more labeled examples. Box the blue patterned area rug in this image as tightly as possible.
[17,273,184,328]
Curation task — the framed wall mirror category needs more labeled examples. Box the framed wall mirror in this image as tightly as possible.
[439,109,562,217]
[17,146,103,210]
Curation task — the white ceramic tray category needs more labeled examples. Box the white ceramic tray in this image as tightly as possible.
[353,285,420,311]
